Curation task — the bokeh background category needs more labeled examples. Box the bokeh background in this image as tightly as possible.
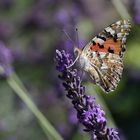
[0,0,140,140]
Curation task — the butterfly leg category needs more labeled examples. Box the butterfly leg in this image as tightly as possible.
[89,62,110,92]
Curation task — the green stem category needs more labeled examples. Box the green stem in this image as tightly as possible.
[7,73,63,140]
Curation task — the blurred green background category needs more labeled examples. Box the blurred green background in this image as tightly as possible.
[0,0,140,140]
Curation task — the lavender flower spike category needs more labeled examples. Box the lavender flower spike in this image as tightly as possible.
[55,49,120,140]
[0,41,13,78]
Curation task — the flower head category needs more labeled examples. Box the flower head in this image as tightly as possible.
[55,49,120,140]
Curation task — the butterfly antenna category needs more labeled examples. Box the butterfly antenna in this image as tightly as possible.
[62,28,82,68]
[62,29,77,49]
[75,27,80,48]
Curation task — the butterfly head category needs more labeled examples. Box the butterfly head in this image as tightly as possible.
[74,47,82,56]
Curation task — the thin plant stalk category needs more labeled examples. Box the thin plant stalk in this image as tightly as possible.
[111,0,131,20]
[7,72,63,140]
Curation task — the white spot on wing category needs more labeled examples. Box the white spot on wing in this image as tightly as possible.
[124,25,129,28]
[101,63,108,70]
[117,33,123,38]
[110,30,115,35]
[99,52,106,59]
[105,27,115,35]
[97,38,104,45]
[105,27,112,32]
[92,52,97,57]
[92,37,97,41]
[116,21,121,25]
[122,37,126,43]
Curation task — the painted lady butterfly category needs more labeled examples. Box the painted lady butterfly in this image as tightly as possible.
[75,20,131,93]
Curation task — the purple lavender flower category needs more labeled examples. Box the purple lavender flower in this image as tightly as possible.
[54,5,79,27]
[55,49,120,140]
[132,0,140,24]
[0,21,14,41]
[0,41,13,78]
[55,9,70,25]
[68,108,78,125]
[0,0,14,10]
[23,9,48,29]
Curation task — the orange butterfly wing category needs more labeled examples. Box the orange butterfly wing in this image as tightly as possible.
[78,20,131,92]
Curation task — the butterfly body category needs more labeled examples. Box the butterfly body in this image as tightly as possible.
[77,20,131,93]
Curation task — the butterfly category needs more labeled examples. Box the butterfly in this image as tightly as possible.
[74,20,131,93]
